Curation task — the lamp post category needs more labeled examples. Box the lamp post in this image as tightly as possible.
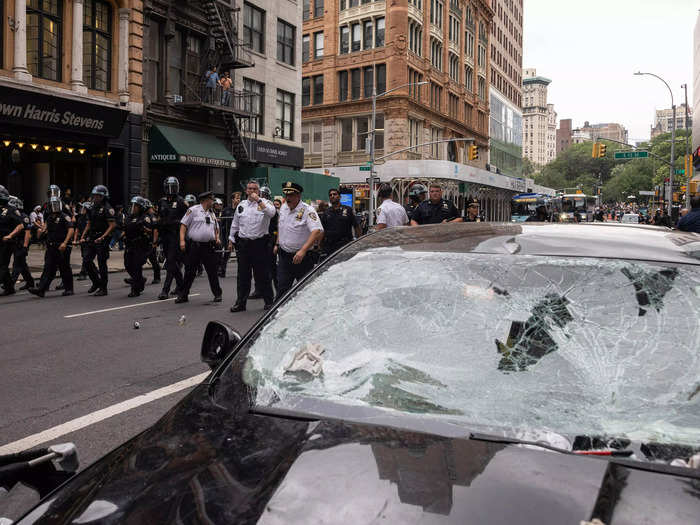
[634,72,675,215]
[368,80,429,226]
[682,83,691,207]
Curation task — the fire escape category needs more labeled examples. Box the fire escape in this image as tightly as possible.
[182,0,258,163]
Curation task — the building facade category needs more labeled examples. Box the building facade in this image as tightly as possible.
[650,104,692,139]
[522,68,556,166]
[487,0,522,177]
[579,121,628,145]
[695,11,700,160]
[0,0,143,208]
[556,118,572,156]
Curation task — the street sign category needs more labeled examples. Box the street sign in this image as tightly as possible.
[365,176,379,184]
[613,151,649,159]
[675,169,685,175]
[359,166,371,171]
[638,190,655,196]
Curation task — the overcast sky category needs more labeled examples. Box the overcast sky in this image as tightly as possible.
[523,0,697,143]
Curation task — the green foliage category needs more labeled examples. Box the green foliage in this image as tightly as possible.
[601,160,654,202]
[637,129,692,186]
[522,157,537,178]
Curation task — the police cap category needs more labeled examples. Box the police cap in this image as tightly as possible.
[198,190,214,201]
[282,181,303,194]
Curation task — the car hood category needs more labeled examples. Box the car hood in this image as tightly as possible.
[19,384,700,525]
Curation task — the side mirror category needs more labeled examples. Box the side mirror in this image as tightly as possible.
[201,321,242,370]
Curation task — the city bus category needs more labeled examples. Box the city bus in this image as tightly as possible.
[551,194,599,222]
[511,193,552,222]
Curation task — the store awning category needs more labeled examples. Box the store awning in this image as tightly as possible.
[149,125,236,169]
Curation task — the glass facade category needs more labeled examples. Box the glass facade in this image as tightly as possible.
[489,88,523,177]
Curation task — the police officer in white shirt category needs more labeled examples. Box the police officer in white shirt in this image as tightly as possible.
[228,180,276,312]
[375,184,409,230]
[175,191,222,303]
[276,181,324,299]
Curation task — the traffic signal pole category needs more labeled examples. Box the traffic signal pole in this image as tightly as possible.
[682,83,691,207]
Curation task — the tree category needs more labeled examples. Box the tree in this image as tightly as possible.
[601,159,654,202]
[522,158,537,178]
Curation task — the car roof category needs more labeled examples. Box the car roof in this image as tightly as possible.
[344,223,700,266]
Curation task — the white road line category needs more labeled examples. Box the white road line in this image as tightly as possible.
[64,294,201,318]
[0,372,210,455]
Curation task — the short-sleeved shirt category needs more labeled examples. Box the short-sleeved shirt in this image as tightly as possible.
[376,199,409,228]
[229,198,276,242]
[278,201,324,253]
[181,204,218,242]
[206,71,220,88]
[220,77,232,91]
[87,202,116,238]
[320,205,356,247]
[45,212,74,244]
[0,204,23,236]
[411,199,461,225]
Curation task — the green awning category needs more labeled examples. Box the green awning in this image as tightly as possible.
[149,124,236,169]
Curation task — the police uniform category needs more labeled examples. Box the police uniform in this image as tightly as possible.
[219,202,236,277]
[33,210,74,295]
[276,183,324,299]
[0,201,24,295]
[84,201,116,294]
[320,204,357,254]
[75,209,89,279]
[410,199,461,225]
[124,211,153,296]
[376,199,409,228]
[177,193,222,302]
[157,195,188,297]
[229,197,276,310]
[11,209,34,289]
[145,208,161,283]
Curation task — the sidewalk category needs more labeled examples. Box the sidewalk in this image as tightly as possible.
[26,244,126,279]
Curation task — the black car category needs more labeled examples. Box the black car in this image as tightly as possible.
[10,223,700,524]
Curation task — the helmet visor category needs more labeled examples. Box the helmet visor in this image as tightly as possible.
[48,186,61,199]
[164,180,179,195]
[50,198,62,213]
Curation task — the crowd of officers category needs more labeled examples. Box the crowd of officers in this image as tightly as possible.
[0,178,480,308]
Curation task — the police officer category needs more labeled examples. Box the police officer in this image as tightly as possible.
[404,183,428,216]
[410,184,463,225]
[123,196,153,297]
[73,202,91,280]
[375,184,409,230]
[9,196,34,290]
[80,185,116,296]
[464,199,482,222]
[41,185,73,218]
[176,191,223,303]
[228,181,276,312]
[184,194,196,207]
[28,196,74,298]
[0,185,25,296]
[320,188,360,254]
[219,192,238,277]
[249,186,278,298]
[157,177,188,300]
[275,182,324,299]
[143,199,161,285]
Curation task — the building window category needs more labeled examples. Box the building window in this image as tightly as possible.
[375,114,384,150]
[277,19,295,65]
[351,68,361,99]
[448,92,459,117]
[303,0,310,20]
[340,118,353,151]
[244,2,264,54]
[448,53,459,82]
[431,126,442,158]
[409,0,422,10]
[448,15,459,44]
[314,0,324,18]
[27,0,63,81]
[375,17,385,47]
[430,83,442,112]
[313,74,324,104]
[478,76,486,100]
[276,90,294,139]
[338,70,348,101]
[465,5,473,26]
[302,77,311,106]
[339,26,349,54]
[243,78,264,134]
[477,43,486,70]
[465,65,473,92]
[408,68,423,101]
[464,102,472,126]
[408,20,422,55]
[185,35,202,99]
[363,66,373,98]
[351,23,361,52]
[166,29,182,96]
[376,63,386,94]
[409,118,421,150]
[363,20,373,49]
[302,122,323,154]
[314,32,324,58]
[83,0,112,91]
[144,17,161,101]
[430,0,443,27]
[339,115,383,152]
[430,38,442,71]
[464,30,474,59]
[302,34,310,62]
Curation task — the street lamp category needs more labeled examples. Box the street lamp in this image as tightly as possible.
[634,71,675,215]
[368,80,429,226]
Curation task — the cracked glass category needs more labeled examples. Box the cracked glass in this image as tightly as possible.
[243,250,700,446]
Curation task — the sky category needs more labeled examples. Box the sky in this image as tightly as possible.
[523,0,697,143]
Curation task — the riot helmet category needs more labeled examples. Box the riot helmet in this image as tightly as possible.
[47,184,61,199]
[91,185,109,204]
[130,195,147,215]
[409,184,428,198]
[49,196,63,213]
[8,196,21,210]
[164,176,179,195]
[260,186,272,200]
[0,185,10,204]
[214,197,223,207]
[184,194,196,206]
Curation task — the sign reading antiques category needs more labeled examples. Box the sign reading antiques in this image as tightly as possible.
[0,85,128,137]
[252,139,304,168]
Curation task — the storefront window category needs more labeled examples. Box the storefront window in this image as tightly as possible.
[83,0,112,91]
[27,0,63,81]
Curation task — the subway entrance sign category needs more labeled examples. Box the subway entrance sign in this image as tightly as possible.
[614,150,649,159]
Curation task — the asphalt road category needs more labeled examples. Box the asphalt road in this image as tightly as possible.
[0,264,266,520]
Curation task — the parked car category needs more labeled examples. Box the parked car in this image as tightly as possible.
[620,213,640,224]
[9,223,700,524]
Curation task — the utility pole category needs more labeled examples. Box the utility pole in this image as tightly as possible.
[682,83,691,207]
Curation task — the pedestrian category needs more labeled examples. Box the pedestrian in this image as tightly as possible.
[464,199,482,222]
[678,196,700,233]
[8,196,34,290]
[275,181,324,300]
[80,185,116,296]
[28,196,74,298]
[219,192,238,277]
[205,66,219,104]
[320,188,360,253]
[228,181,276,312]
[109,205,125,251]
[74,202,91,281]
[30,205,44,245]
[144,199,161,285]
[176,191,223,304]
[157,178,189,300]
[220,71,232,106]
[0,186,26,296]
[375,184,409,230]
[409,184,463,225]
[404,184,428,217]
[123,196,153,297]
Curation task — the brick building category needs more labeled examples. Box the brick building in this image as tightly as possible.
[556,118,572,156]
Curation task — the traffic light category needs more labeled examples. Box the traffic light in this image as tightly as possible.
[468,144,479,161]
[690,181,698,195]
[685,154,693,180]
[591,142,599,158]
[598,143,607,158]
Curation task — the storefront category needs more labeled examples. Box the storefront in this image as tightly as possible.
[0,83,135,208]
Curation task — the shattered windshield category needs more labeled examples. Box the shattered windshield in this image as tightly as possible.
[242,250,700,446]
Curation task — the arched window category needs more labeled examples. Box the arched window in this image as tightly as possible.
[27,0,63,81]
[83,0,113,90]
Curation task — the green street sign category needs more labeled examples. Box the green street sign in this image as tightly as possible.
[359,166,371,171]
[676,169,685,175]
[614,150,649,159]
